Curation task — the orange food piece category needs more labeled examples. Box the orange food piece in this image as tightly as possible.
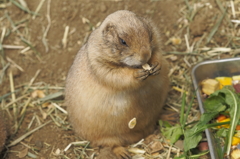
[217,118,230,128]
[216,115,227,122]
[216,117,240,131]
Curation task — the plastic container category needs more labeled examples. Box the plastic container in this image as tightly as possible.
[191,57,240,159]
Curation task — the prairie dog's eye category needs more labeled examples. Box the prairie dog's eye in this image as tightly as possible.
[120,38,127,46]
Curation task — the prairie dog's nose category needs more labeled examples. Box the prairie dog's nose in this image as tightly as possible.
[139,47,151,64]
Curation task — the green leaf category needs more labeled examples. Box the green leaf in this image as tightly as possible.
[191,121,229,136]
[189,150,210,158]
[204,95,225,112]
[183,110,222,152]
[161,122,183,144]
[183,129,202,153]
[215,137,224,159]
[174,154,186,159]
[216,128,228,138]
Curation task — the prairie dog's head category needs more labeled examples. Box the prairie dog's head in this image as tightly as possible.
[99,10,155,68]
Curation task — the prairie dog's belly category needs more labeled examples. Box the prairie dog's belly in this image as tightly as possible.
[70,77,162,124]
[66,52,168,145]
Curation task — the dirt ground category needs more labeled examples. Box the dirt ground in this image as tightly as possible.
[0,0,239,159]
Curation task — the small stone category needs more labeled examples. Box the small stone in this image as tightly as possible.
[174,140,184,150]
[34,140,43,151]
[198,142,209,151]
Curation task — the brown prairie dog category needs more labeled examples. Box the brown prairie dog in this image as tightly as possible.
[65,10,169,159]
[0,113,6,153]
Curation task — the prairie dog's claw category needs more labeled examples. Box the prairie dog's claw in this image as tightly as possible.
[150,62,161,75]
[113,146,131,159]
[134,69,149,80]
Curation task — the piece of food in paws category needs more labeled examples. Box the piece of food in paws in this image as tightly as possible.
[142,63,151,71]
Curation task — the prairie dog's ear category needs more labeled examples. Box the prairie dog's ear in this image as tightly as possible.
[102,23,115,34]
[102,23,117,42]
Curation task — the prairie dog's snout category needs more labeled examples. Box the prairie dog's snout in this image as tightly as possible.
[139,47,151,64]
[122,49,151,67]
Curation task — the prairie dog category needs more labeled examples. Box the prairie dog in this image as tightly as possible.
[65,10,169,159]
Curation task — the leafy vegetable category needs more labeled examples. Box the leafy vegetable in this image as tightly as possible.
[161,121,183,144]
[160,85,240,158]
[204,86,240,155]
[183,110,224,152]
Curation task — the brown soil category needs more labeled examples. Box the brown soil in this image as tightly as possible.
[0,0,239,159]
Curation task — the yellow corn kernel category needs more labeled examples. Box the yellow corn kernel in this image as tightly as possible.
[215,77,232,89]
[232,136,240,146]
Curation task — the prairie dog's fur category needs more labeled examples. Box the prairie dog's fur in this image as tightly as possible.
[65,10,169,159]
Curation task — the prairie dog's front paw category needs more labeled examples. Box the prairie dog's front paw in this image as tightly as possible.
[134,69,149,80]
[149,62,161,75]
[98,147,118,159]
